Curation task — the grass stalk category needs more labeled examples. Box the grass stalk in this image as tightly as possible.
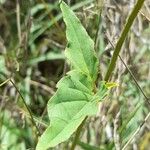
[104,0,145,81]
[105,35,150,106]
[16,0,21,57]
[10,79,41,140]
[122,112,150,150]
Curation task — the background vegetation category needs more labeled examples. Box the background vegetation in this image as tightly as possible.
[0,0,150,149]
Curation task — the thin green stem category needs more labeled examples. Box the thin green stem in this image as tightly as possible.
[106,35,150,106]
[10,79,41,139]
[104,0,145,81]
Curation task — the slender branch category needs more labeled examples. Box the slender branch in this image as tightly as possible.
[105,37,150,149]
[16,0,22,57]
[10,79,41,137]
[105,35,150,106]
[140,10,150,22]
[104,0,145,81]
[122,112,150,150]
[118,56,150,105]
[0,78,11,87]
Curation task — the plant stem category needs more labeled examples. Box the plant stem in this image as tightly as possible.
[104,0,145,81]
[70,117,87,150]
[105,35,150,106]
[10,79,41,139]
[118,56,150,105]
[16,0,21,57]
[0,78,11,87]
[122,112,150,150]
[71,0,145,149]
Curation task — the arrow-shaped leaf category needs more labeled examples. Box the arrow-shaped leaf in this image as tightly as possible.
[36,1,107,150]
[36,72,99,150]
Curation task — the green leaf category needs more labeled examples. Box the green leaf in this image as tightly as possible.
[37,102,97,150]
[36,2,108,150]
[36,72,99,150]
[60,1,99,82]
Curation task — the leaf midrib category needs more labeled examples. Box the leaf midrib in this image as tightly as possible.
[65,8,92,76]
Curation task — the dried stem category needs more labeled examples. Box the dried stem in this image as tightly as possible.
[122,112,150,150]
[105,35,150,106]
[16,0,21,56]
[10,79,41,140]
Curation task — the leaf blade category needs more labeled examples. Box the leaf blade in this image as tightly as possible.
[36,1,106,149]
[36,101,98,150]
[60,1,99,81]
[36,71,99,150]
